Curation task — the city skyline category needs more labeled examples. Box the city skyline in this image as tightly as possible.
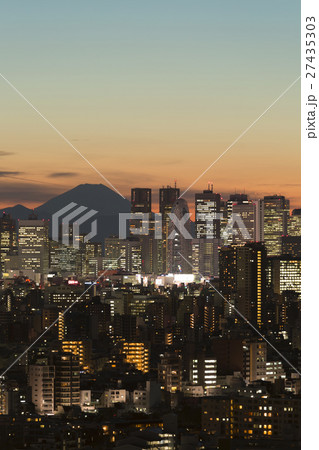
[0,181,301,214]
[0,1,303,447]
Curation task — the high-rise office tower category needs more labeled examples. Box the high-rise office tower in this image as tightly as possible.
[255,199,264,242]
[160,185,180,218]
[282,205,301,260]
[120,238,142,273]
[0,213,17,274]
[193,186,221,278]
[219,246,237,292]
[219,245,237,316]
[228,193,248,203]
[59,223,84,249]
[222,194,256,244]
[104,236,142,273]
[19,215,49,272]
[49,239,82,275]
[225,193,248,223]
[195,186,221,239]
[130,188,152,234]
[131,188,152,214]
[82,241,102,276]
[83,241,102,259]
[267,255,301,297]
[288,209,301,236]
[159,185,180,273]
[104,236,122,269]
[237,242,267,327]
[130,188,159,274]
[191,238,221,279]
[167,198,192,273]
[232,201,255,244]
[282,235,301,258]
[263,195,290,256]
[140,229,160,274]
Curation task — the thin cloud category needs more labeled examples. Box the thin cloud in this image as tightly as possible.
[256,183,300,187]
[0,171,22,177]
[0,181,62,205]
[49,172,78,178]
[0,151,15,157]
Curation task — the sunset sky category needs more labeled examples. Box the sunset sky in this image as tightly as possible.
[0,0,300,212]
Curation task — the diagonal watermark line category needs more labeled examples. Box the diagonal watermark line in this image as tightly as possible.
[179,75,301,198]
[0,253,125,378]
[178,252,301,376]
[0,72,125,199]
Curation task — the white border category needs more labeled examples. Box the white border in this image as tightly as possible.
[302,0,319,445]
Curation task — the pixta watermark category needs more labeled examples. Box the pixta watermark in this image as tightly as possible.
[52,202,98,248]
[119,212,251,241]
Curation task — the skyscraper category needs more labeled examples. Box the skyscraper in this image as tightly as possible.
[255,199,264,242]
[281,208,300,258]
[130,188,152,234]
[282,236,301,257]
[19,215,49,272]
[225,193,248,224]
[237,242,267,327]
[267,255,301,297]
[0,213,17,274]
[49,239,82,275]
[219,245,237,316]
[232,201,255,244]
[167,198,192,273]
[222,194,256,245]
[263,195,289,256]
[191,238,220,279]
[131,188,152,214]
[192,186,221,278]
[130,188,159,274]
[83,241,102,276]
[104,236,122,269]
[195,186,221,239]
[120,238,142,273]
[159,185,180,273]
[104,237,142,273]
[159,186,180,218]
[288,209,301,236]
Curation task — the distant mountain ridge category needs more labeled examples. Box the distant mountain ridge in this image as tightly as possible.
[1,184,131,242]
[1,204,33,220]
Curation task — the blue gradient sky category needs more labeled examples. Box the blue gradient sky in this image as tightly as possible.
[0,0,300,209]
